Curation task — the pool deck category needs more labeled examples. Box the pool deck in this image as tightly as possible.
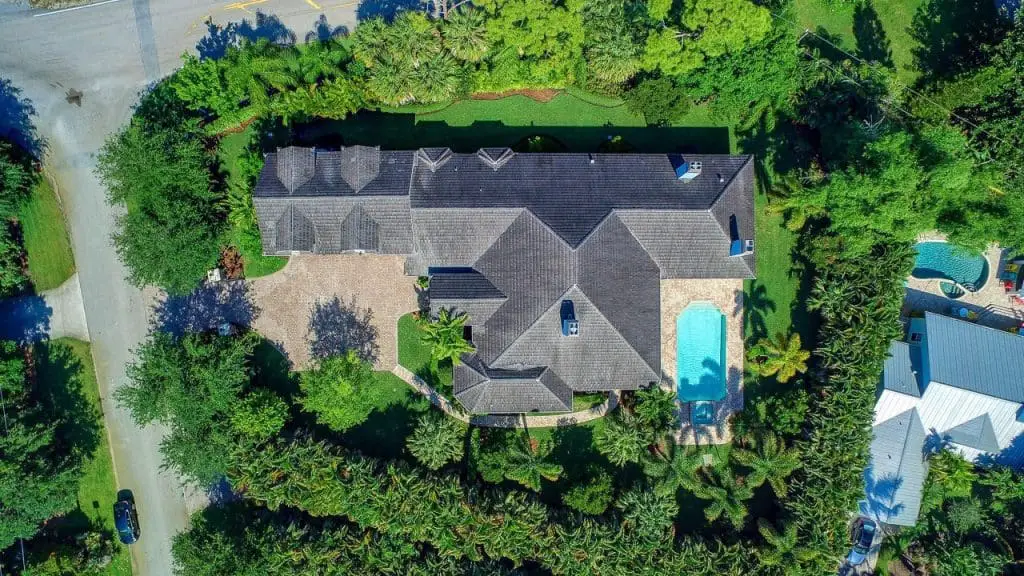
[905,234,1024,331]
[660,278,745,445]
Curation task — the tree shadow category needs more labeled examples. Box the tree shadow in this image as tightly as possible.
[153,280,259,336]
[340,401,421,460]
[356,0,429,22]
[196,11,297,58]
[0,294,52,344]
[854,0,894,68]
[306,296,380,363]
[251,338,299,400]
[742,282,776,342]
[196,19,240,60]
[909,0,1010,87]
[34,341,101,466]
[306,14,349,43]
[0,77,44,157]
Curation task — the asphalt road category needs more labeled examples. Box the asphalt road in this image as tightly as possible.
[0,1,358,575]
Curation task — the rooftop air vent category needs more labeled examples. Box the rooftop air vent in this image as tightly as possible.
[560,300,579,337]
[673,157,702,181]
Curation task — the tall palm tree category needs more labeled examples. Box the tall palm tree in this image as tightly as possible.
[443,7,489,62]
[421,308,475,369]
[352,18,391,67]
[595,411,649,467]
[410,53,463,103]
[288,39,349,85]
[643,445,705,496]
[731,432,801,497]
[748,332,810,383]
[225,39,295,109]
[504,435,563,491]
[756,518,819,566]
[690,467,753,530]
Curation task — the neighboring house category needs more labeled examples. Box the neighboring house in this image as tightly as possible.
[864,312,1024,527]
[253,146,755,414]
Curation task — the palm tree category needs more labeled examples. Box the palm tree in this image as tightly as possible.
[421,308,475,369]
[287,39,348,85]
[351,18,391,67]
[747,332,810,383]
[643,445,705,496]
[366,56,415,106]
[443,7,489,62]
[595,411,649,467]
[504,435,563,491]
[731,432,801,497]
[224,39,295,109]
[616,488,678,542]
[410,53,463,103]
[406,412,466,470]
[756,518,819,566]
[690,467,753,530]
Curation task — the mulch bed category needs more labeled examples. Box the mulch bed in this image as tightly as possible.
[471,89,561,103]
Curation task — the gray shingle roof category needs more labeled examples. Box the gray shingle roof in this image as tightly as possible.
[254,147,756,413]
[882,341,922,398]
[454,358,573,413]
[944,414,1001,453]
[863,408,928,527]
[923,312,1024,402]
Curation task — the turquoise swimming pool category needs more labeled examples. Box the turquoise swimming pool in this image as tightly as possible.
[676,302,726,403]
[912,242,988,291]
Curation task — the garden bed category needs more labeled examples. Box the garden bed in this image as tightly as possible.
[471,88,561,103]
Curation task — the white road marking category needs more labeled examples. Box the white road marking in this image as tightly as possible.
[33,0,123,18]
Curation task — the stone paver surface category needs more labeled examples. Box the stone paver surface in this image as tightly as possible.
[249,254,418,371]
[660,278,745,445]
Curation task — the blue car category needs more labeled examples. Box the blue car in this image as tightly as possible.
[113,491,140,545]
[848,518,877,566]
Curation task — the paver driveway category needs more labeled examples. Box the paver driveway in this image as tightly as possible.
[249,254,418,371]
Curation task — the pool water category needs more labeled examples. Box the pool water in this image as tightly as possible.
[676,302,726,402]
[912,242,988,291]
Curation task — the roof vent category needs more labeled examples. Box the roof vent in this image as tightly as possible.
[416,147,453,172]
[477,148,515,170]
[730,239,754,256]
[673,156,702,181]
[717,173,724,183]
[560,300,579,337]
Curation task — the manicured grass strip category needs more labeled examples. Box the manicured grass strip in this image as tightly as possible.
[217,128,288,279]
[745,191,804,344]
[35,338,132,576]
[19,177,75,292]
[397,313,454,395]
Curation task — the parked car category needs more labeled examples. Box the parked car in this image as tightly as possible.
[848,517,877,566]
[113,490,140,545]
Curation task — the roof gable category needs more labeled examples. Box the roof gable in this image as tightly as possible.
[883,341,923,398]
[454,359,572,413]
[864,408,928,526]
[944,413,1001,453]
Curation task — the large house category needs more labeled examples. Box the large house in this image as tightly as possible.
[253,146,755,415]
[864,312,1024,526]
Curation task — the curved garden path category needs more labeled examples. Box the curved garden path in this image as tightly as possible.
[392,365,619,428]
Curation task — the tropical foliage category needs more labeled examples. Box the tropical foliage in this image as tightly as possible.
[298,350,385,432]
[420,308,474,369]
[747,332,810,383]
[406,411,466,470]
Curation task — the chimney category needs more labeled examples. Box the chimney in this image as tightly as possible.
[560,300,579,337]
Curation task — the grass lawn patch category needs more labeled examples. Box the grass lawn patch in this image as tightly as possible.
[792,0,925,85]
[397,313,454,397]
[217,128,287,279]
[572,392,609,412]
[19,177,75,292]
[340,371,428,460]
[297,91,732,154]
[33,338,132,576]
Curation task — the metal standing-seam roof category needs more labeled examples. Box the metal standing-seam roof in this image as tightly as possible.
[863,408,928,527]
[944,413,1001,453]
[923,312,1024,403]
[882,341,923,398]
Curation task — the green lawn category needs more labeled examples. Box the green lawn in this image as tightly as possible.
[34,338,132,576]
[792,0,925,85]
[397,313,454,396]
[340,371,428,460]
[19,177,75,292]
[217,128,288,279]
[300,91,733,154]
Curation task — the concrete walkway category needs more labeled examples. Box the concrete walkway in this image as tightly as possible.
[0,273,89,342]
[392,365,619,428]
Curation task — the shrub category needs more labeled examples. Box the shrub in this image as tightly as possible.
[407,411,467,470]
[623,76,691,125]
[562,472,614,515]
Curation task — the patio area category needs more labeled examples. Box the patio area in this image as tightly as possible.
[904,236,1024,331]
[248,254,418,371]
[660,278,745,445]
